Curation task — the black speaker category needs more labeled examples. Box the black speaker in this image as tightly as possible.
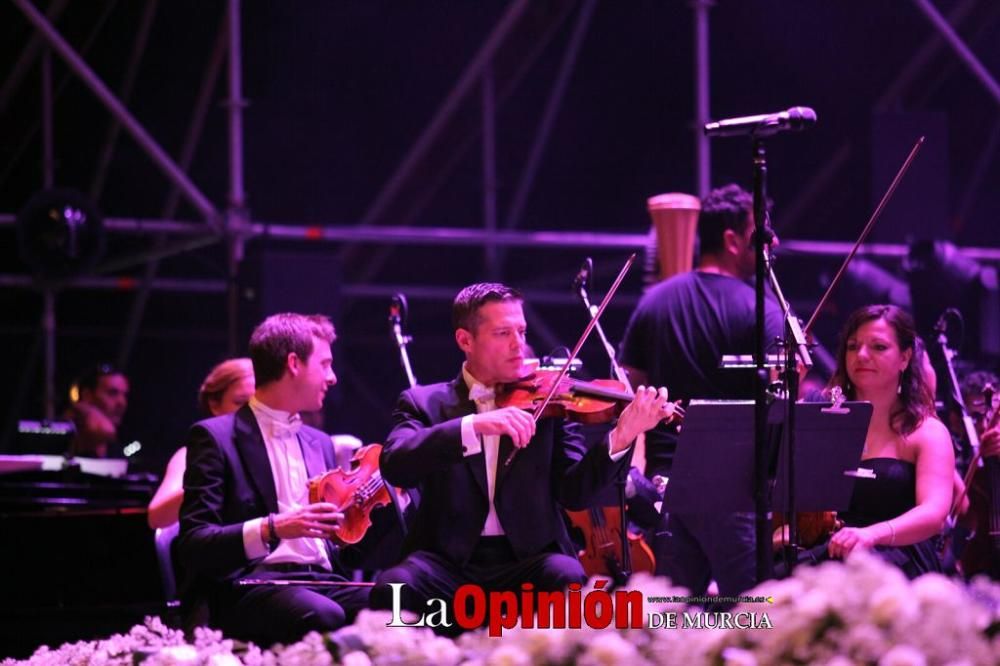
[238,245,343,350]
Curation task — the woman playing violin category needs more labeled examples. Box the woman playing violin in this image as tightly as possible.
[821,304,953,577]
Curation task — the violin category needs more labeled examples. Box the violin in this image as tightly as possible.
[566,505,656,578]
[959,385,1000,578]
[772,511,842,551]
[308,444,393,546]
[495,368,682,425]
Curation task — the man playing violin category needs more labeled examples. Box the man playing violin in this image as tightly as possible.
[372,283,673,626]
[176,313,369,645]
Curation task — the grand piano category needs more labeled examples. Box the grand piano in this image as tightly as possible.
[0,454,163,658]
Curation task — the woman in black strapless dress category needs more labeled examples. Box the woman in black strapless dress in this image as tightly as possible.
[815,305,954,578]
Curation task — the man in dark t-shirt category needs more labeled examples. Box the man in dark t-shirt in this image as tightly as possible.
[620,183,784,599]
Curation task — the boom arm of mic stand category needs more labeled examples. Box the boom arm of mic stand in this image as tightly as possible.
[577,284,634,581]
[578,287,632,392]
[392,322,418,389]
[765,256,813,370]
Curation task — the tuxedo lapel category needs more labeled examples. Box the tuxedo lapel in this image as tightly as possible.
[233,405,279,513]
[298,428,329,480]
[446,374,489,501]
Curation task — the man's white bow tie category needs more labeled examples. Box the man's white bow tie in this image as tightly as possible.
[269,414,303,438]
[468,384,496,403]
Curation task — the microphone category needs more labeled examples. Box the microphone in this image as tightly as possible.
[704,106,817,138]
[389,293,408,331]
[573,257,593,295]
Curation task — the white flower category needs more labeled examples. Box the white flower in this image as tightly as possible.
[340,651,372,666]
[878,644,927,666]
[822,657,855,666]
[577,631,641,666]
[868,582,918,627]
[205,653,243,666]
[720,646,758,666]
[144,644,199,665]
[484,643,531,666]
[418,636,462,665]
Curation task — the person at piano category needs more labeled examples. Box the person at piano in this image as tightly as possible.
[176,313,368,646]
[147,358,255,529]
[818,304,954,577]
[66,362,130,458]
[370,282,673,630]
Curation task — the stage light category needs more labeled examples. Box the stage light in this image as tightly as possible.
[16,189,105,280]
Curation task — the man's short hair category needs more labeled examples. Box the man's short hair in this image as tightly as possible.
[697,183,755,256]
[249,313,336,387]
[961,369,1000,400]
[452,283,523,333]
[76,362,125,393]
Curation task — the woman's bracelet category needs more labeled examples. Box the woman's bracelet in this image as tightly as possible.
[884,519,896,546]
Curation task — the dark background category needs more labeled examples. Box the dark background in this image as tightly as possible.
[1,0,999,476]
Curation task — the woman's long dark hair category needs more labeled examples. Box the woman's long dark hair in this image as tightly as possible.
[827,304,935,435]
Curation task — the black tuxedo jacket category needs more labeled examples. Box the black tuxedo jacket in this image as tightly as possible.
[379,374,631,565]
[176,405,343,585]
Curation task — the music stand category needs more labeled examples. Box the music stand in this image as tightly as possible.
[663,400,783,514]
[772,401,873,511]
[663,400,871,515]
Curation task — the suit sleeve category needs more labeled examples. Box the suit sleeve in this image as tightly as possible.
[176,424,259,579]
[379,389,467,488]
[552,420,633,511]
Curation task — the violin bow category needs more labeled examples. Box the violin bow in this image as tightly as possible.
[803,136,925,335]
[504,253,637,466]
[238,579,375,588]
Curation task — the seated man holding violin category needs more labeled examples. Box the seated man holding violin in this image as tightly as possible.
[176,313,369,646]
[372,282,675,627]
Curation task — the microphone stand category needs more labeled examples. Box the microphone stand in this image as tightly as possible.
[389,295,417,389]
[750,139,775,583]
[575,271,634,583]
[765,248,813,575]
[577,281,632,390]
[935,313,981,522]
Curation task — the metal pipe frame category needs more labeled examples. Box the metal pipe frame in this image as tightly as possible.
[10,0,221,228]
[691,0,713,198]
[3,214,1000,261]
[116,5,230,369]
[0,0,120,189]
[89,0,160,202]
[0,0,69,118]
[0,274,227,293]
[779,0,981,236]
[40,48,53,188]
[356,0,531,230]
[482,63,499,280]
[502,0,597,234]
[913,0,1000,107]
[225,0,247,355]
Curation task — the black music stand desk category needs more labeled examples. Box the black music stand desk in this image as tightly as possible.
[662,400,872,514]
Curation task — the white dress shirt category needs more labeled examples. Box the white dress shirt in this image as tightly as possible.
[458,365,631,537]
[460,365,506,536]
[241,397,332,570]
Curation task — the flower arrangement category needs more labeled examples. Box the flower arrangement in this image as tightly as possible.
[4,553,998,666]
